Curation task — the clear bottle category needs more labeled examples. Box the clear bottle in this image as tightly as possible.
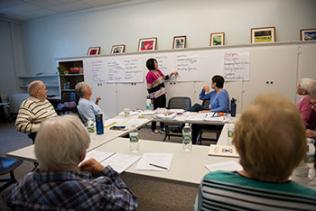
[129,125,139,153]
[146,96,153,110]
[227,123,235,145]
[306,138,315,180]
[87,118,95,133]
[182,123,192,152]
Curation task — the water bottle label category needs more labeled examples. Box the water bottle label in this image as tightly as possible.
[130,135,139,143]
[183,135,191,144]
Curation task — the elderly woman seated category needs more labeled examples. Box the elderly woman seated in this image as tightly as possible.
[296,78,316,129]
[7,115,137,210]
[75,82,104,124]
[195,93,316,210]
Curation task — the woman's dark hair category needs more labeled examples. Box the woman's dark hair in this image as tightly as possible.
[146,58,157,71]
[212,75,225,88]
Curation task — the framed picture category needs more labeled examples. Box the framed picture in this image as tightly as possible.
[110,44,126,54]
[300,28,316,41]
[210,32,225,46]
[138,37,157,52]
[173,35,187,49]
[87,47,101,56]
[251,27,276,44]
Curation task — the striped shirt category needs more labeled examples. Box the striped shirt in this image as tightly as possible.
[196,171,316,211]
[15,97,57,133]
[146,69,169,99]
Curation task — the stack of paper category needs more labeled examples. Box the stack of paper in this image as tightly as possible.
[101,153,140,174]
[186,113,206,121]
[205,161,242,172]
[135,153,173,171]
[81,150,114,164]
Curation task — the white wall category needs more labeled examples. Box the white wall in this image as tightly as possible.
[21,0,316,76]
[0,20,24,97]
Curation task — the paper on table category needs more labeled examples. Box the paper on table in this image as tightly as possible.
[101,153,140,174]
[186,113,206,121]
[81,150,114,164]
[135,153,173,171]
[205,161,242,172]
[125,118,149,127]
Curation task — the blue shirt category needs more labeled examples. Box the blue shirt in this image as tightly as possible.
[7,167,138,211]
[201,89,229,112]
[77,98,102,123]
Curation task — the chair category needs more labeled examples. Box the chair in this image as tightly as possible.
[0,157,23,192]
[163,97,191,141]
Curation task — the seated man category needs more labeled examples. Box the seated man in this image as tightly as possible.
[195,93,316,210]
[75,82,104,124]
[15,80,57,141]
[7,115,138,210]
[191,75,230,144]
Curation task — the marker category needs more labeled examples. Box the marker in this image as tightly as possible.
[149,163,168,170]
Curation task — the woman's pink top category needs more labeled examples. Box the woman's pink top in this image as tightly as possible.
[297,95,316,129]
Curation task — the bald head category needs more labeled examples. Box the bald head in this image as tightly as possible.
[27,80,47,101]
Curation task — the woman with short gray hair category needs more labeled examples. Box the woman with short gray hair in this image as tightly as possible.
[7,115,138,210]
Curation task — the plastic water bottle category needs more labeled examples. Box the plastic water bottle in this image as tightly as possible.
[129,125,139,153]
[95,113,104,135]
[306,138,315,180]
[182,123,192,152]
[87,118,95,133]
[227,124,235,145]
[146,96,153,110]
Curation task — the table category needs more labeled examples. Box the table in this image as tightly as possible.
[97,137,237,210]
[152,111,233,125]
[7,116,151,161]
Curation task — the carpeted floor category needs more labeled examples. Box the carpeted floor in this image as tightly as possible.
[0,121,211,210]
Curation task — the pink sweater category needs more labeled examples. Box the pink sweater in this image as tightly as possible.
[297,95,316,129]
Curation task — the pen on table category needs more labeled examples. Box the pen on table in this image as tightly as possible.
[149,163,168,170]
[212,112,217,117]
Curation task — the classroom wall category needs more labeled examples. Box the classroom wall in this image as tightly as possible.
[21,0,316,76]
[0,20,24,97]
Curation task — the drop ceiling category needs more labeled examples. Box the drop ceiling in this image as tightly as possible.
[0,0,134,21]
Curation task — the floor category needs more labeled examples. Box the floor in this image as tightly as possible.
[0,121,211,210]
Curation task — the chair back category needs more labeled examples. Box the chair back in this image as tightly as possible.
[167,97,191,110]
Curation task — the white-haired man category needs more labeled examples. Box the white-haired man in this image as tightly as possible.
[75,82,104,124]
[7,115,138,210]
[15,80,57,140]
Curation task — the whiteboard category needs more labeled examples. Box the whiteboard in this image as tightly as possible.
[83,48,250,83]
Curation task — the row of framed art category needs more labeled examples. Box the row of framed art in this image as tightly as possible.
[87,27,316,56]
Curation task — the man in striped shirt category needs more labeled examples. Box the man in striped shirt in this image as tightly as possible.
[196,93,316,210]
[15,80,57,140]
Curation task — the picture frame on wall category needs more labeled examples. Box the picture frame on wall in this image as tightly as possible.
[87,47,101,56]
[138,37,157,52]
[300,28,316,41]
[210,32,225,46]
[173,35,187,49]
[251,27,276,44]
[110,44,126,54]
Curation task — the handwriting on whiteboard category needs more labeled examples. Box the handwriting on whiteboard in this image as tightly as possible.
[176,54,198,72]
[223,51,250,81]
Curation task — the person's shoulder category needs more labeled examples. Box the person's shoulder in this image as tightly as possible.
[203,171,239,184]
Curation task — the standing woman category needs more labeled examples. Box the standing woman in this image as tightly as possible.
[145,58,178,133]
